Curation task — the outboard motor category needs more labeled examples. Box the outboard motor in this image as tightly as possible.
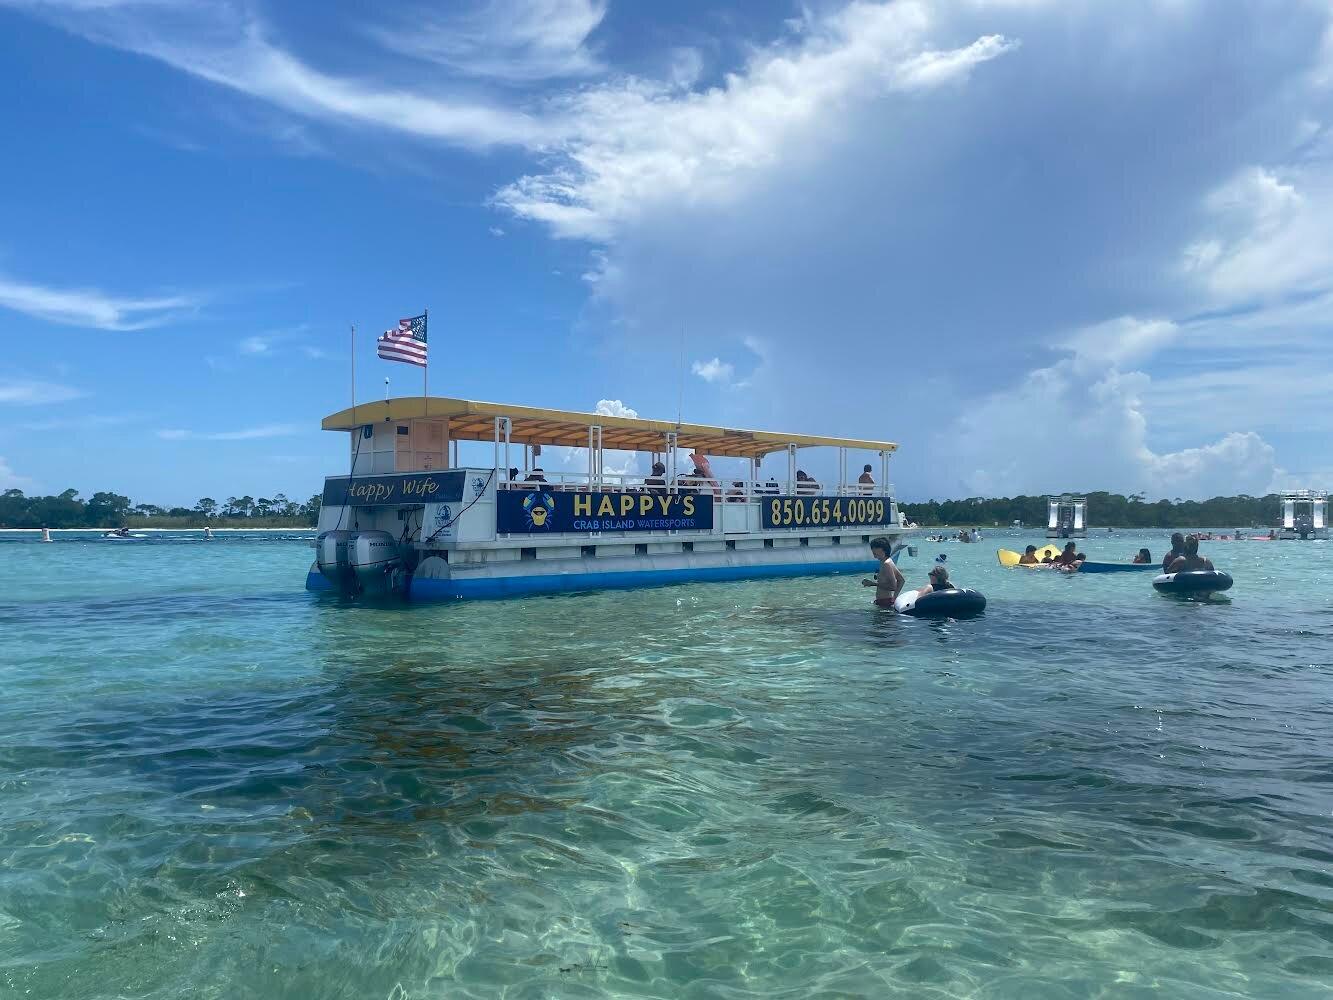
[316,530,355,589]
[348,530,404,594]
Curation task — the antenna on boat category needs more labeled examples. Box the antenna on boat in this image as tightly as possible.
[676,327,685,427]
[350,322,357,428]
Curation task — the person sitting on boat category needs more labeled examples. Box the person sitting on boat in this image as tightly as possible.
[1018,545,1040,565]
[1162,533,1186,572]
[862,536,904,609]
[858,464,875,494]
[1055,542,1082,569]
[112,526,130,538]
[726,481,747,502]
[1132,548,1152,564]
[644,461,667,494]
[1166,535,1214,574]
[762,470,779,495]
[524,467,548,484]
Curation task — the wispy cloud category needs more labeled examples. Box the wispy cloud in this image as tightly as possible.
[238,335,273,355]
[13,1,552,149]
[0,376,85,405]
[0,273,196,330]
[19,413,143,431]
[367,0,607,83]
[156,423,303,441]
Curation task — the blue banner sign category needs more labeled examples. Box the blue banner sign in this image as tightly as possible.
[497,490,713,534]
[323,471,465,507]
[760,495,893,529]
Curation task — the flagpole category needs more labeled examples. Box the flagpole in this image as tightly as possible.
[350,323,357,428]
[423,307,429,419]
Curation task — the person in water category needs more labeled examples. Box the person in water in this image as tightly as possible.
[1162,532,1186,572]
[1166,535,1214,573]
[1018,545,1039,565]
[863,537,904,608]
[1132,547,1152,564]
[1055,541,1081,568]
[1041,551,1055,564]
[913,563,955,597]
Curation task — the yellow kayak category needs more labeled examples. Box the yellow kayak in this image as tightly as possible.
[997,544,1062,567]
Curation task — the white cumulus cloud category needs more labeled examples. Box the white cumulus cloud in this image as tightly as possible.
[690,358,735,384]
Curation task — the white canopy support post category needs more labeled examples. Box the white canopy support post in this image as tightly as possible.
[493,415,502,472]
[591,425,603,487]
[502,417,511,482]
[787,444,797,495]
[666,431,678,488]
[838,447,846,496]
[880,450,889,497]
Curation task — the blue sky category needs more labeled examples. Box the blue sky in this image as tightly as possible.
[2,0,1332,505]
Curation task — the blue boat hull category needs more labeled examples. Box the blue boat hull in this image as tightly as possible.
[307,559,879,601]
[1078,561,1158,574]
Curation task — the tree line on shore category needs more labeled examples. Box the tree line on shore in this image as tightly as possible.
[0,486,1296,530]
[899,492,1289,528]
[0,489,322,528]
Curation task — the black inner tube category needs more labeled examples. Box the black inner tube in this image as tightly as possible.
[907,588,987,618]
[1153,571,1233,594]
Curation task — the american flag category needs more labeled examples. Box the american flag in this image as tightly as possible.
[377,313,428,367]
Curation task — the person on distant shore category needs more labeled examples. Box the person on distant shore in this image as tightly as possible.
[863,536,905,609]
[858,464,875,494]
[1167,535,1214,574]
[1132,547,1151,564]
[1019,545,1039,565]
[1162,532,1186,572]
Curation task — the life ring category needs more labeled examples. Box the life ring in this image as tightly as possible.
[1152,571,1233,595]
[894,588,987,618]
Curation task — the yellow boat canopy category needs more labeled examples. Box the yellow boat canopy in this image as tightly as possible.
[321,396,897,460]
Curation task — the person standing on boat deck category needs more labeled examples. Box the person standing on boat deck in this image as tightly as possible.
[1167,535,1214,574]
[1162,533,1186,572]
[644,461,667,494]
[863,536,904,609]
[858,464,875,494]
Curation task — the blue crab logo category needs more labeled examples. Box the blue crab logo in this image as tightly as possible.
[522,492,556,529]
[434,504,452,528]
[471,476,487,498]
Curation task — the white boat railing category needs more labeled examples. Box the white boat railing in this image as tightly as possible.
[499,471,894,499]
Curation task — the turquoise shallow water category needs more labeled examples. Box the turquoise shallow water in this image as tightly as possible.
[2,529,1333,998]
